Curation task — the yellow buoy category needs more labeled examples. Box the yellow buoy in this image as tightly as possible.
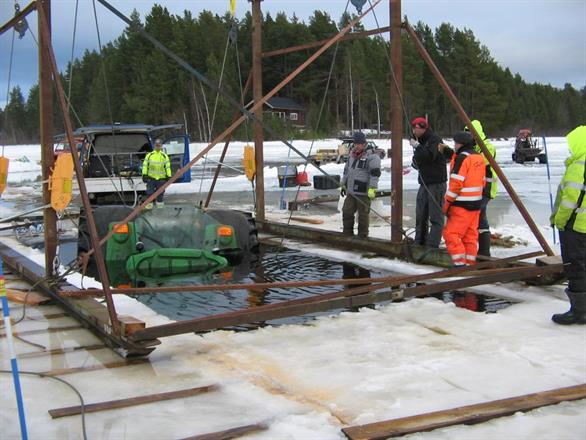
[0,157,9,197]
[49,153,74,211]
[243,144,256,181]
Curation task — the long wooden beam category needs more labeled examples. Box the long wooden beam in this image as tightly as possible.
[0,1,36,36]
[49,384,219,418]
[403,21,554,256]
[342,383,586,439]
[57,250,544,298]
[129,264,562,341]
[262,26,391,58]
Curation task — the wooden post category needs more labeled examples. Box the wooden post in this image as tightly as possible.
[251,0,265,222]
[38,0,57,277]
[389,0,403,242]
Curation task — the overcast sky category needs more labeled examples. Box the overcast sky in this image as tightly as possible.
[1,0,585,110]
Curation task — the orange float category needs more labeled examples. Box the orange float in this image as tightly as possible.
[243,144,255,181]
[0,157,9,196]
[49,153,74,211]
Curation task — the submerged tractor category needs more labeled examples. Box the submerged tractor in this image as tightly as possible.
[78,205,259,287]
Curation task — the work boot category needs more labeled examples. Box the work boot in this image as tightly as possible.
[478,231,491,257]
[145,202,154,210]
[552,289,586,325]
[156,202,165,209]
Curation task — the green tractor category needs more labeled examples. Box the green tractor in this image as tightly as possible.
[78,205,258,287]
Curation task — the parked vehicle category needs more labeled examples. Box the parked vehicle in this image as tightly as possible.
[511,129,547,164]
[54,123,191,204]
[336,137,386,163]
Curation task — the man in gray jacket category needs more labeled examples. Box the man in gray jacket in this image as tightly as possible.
[340,132,381,237]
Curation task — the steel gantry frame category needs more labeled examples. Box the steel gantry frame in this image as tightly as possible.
[0,0,558,352]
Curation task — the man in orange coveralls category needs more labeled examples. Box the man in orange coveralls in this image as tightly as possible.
[440,131,486,266]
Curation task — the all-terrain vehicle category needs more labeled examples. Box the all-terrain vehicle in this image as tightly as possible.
[78,205,259,287]
[511,129,547,164]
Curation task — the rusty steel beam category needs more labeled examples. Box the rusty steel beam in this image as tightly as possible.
[57,250,544,298]
[37,5,120,334]
[261,26,391,58]
[129,264,562,341]
[38,0,58,278]
[0,1,36,36]
[252,0,265,222]
[402,21,554,257]
[389,0,403,242]
[83,0,383,260]
[204,71,252,208]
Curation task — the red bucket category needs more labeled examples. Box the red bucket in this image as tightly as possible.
[296,171,310,186]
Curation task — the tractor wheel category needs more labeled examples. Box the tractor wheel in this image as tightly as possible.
[538,153,548,164]
[511,153,516,162]
[514,152,525,164]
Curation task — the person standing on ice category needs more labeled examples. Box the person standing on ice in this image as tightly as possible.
[550,125,586,325]
[465,120,497,257]
[142,138,172,209]
[340,131,381,237]
[410,117,447,247]
[440,131,485,266]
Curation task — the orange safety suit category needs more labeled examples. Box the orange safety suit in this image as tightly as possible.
[443,146,486,265]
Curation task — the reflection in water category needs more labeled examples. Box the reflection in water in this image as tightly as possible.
[135,245,390,327]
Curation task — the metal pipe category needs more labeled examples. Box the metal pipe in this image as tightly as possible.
[84,0,383,258]
[402,21,554,256]
[261,26,391,58]
[0,204,50,224]
[37,4,121,334]
[389,0,403,242]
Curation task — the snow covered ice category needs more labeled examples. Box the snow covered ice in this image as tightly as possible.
[0,137,585,439]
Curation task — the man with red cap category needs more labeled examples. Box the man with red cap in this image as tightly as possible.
[410,117,447,247]
[441,131,486,266]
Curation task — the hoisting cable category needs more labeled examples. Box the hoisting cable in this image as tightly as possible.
[368,2,445,252]
[2,19,16,155]
[91,0,128,207]
[66,0,80,110]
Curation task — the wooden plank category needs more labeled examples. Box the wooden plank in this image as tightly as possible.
[0,324,83,338]
[182,423,268,440]
[5,288,51,305]
[290,216,325,225]
[18,344,106,359]
[342,384,586,440]
[49,384,219,418]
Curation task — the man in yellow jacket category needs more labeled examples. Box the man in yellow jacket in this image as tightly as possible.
[551,125,586,325]
[142,138,172,208]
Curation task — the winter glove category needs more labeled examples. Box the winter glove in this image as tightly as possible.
[409,138,419,148]
[340,185,347,197]
[442,201,452,215]
[367,188,376,200]
[142,175,149,183]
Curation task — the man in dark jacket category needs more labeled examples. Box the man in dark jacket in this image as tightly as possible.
[410,117,447,247]
[341,131,381,238]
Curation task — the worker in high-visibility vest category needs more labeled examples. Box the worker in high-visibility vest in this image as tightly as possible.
[465,120,497,257]
[551,125,586,325]
[142,138,171,208]
[440,131,486,266]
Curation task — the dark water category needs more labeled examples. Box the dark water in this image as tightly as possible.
[133,244,391,328]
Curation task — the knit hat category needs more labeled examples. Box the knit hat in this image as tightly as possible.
[353,131,366,144]
[411,117,428,129]
[453,131,474,147]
